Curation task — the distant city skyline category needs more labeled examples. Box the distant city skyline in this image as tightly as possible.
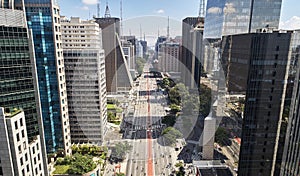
[58,0,300,46]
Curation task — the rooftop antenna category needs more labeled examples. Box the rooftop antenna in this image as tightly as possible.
[104,1,111,18]
[140,24,142,40]
[167,16,170,39]
[198,0,205,18]
[158,28,160,38]
[129,29,131,36]
[120,0,123,36]
[97,0,100,18]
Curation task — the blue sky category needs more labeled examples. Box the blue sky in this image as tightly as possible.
[58,0,299,23]
[58,0,300,45]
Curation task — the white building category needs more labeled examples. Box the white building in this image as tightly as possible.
[202,114,216,160]
[0,108,45,176]
[61,17,107,145]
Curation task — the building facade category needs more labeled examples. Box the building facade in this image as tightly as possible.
[280,31,300,176]
[158,41,180,73]
[94,5,133,93]
[181,17,204,89]
[0,108,45,176]
[204,0,282,39]
[21,0,71,155]
[61,17,107,144]
[221,29,300,176]
[0,5,48,175]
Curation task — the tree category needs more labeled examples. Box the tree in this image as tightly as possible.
[68,153,96,174]
[170,104,181,114]
[107,111,116,122]
[182,94,200,115]
[162,127,183,146]
[136,57,146,74]
[215,127,231,146]
[199,84,212,117]
[169,83,189,106]
[110,142,132,161]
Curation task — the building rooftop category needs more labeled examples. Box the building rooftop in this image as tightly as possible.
[4,108,22,118]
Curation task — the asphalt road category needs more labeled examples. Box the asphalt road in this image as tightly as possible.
[124,63,176,176]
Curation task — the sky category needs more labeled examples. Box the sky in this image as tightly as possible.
[58,0,300,45]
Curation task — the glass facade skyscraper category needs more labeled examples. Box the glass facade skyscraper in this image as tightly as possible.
[0,5,48,175]
[204,0,282,39]
[21,0,71,154]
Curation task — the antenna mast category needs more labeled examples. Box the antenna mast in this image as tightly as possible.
[167,16,170,39]
[199,0,205,18]
[139,24,142,40]
[97,0,100,18]
[120,0,123,36]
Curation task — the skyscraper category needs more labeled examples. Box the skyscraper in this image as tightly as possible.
[280,32,300,175]
[20,0,71,155]
[204,0,282,39]
[220,29,300,175]
[61,17,107,145]
[0,2,48,174]
[158,41,180,73]
[180,17,204,89]
[94,4,133,93]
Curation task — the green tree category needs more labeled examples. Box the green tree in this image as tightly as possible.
[199,84,212,117]
[162,127,183,146]
[110,142,132,161]
[170,104,181,114]
[107,111,116,122]
[136,57,146,74]
[68,154,96,174]
[215,127,230,146]
[169,83,189,106]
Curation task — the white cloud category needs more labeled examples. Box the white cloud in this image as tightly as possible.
[155,9,165,14]
[223,3,236,15]
[81,6,89,11]
[280,16,300,30]
[81,0,98,5]
[207,7,222,14]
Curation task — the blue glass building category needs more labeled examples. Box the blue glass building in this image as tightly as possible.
[20,0,71,154]
[204,0,282,39]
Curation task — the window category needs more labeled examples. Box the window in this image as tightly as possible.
[32,146,35,154]
[15,121,18,129]
[17,133,20,142]
[25,153,28,161]
[18,145,21,153]
[21,130,25,138]
[20,119,23,126]
[20,157,23,166]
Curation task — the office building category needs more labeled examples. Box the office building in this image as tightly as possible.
[158,41,180,72]
[121,39,136,70]
[0,108,45,176]
[280,31,300,175]
[94,4,133,93]
[19,0,71,155]
[0,4,48,174]
[140,40,147,58]
[61,17,107,144]
[220,29,300,175]
[181,17,204,89]
[204,0,282,39]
